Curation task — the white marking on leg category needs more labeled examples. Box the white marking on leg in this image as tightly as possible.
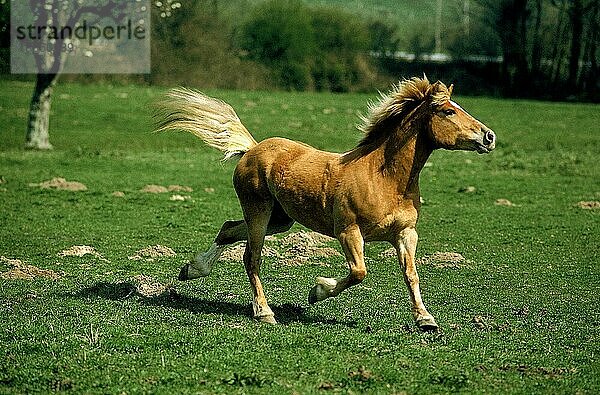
[188,243,225,277]
[314,276,338,301]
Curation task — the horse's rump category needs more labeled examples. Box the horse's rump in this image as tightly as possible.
[234,137,339,236]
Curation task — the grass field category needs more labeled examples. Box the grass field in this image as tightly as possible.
[1,80,599,394]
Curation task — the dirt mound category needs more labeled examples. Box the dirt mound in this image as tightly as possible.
[219,244,281,262]
[141,184,193,193]
[128,245,176,261]
[112,191,125,198]
[577,201,600,209]
[58,245,108,262]
[278,231,334,247]
[418,252,468,268]
[218,244,246,262]
[0,256,61,280]
[458,186,477,193]
[132,274,172,297]
[167,185,193,192]
[495,198,515,207]
[140,184,168,193]
[379,247,397,258]
[379,249,469,268]
[218,230,341,266]
[29,177,87,191]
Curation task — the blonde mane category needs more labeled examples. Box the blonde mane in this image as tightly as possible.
[357,77,452,147]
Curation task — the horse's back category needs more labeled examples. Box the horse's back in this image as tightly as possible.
[235,137,337,182]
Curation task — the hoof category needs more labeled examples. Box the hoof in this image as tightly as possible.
[416,316,439,332]
[308,286,318,305]
[308,277,337,304]
[179,261,211,281]
[178,264,190,281]
[255,314,277,324]
[252,301,276,324]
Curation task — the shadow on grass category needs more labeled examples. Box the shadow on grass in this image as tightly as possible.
[70,281,358,327]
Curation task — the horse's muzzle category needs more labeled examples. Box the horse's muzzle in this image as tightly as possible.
[477,128,496,153]
[484,130,496,146]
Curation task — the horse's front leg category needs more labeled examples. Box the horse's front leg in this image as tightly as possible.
[308,224,366,304]
[394,227,438,331]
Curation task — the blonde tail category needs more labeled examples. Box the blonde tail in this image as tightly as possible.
[155,88,258,161]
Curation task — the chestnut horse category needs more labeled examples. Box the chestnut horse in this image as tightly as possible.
[155,77,496,331]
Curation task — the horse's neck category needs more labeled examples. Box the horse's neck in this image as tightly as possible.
[377,124,433,195]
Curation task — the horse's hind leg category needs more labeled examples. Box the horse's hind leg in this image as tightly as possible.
[179,203,294,281]
[179,220,247,281]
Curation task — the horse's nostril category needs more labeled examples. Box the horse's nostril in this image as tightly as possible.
[484,130,496,145]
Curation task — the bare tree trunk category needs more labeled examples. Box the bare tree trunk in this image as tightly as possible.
[25,1,59,150]
[531,0,543,76]
[25,74,58,150]
[582,0,599,98]
[568,0,584,89]
[548,1,568,80]
[497,0,530,95]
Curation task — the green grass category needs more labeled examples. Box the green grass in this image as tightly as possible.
[1,80,599,394]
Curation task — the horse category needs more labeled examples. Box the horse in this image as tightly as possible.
[155,76,496,331]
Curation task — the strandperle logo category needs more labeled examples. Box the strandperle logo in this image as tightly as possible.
[11,0,150,74]
[15,19,147,46]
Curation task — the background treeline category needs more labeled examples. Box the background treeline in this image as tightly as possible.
[149,0,383,92]
[0,0,599,101]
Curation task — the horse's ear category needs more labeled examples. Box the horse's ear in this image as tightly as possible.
[448,84,454,96]
[426,81,441,97]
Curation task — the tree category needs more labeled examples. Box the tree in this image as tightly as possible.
[11,0,146,149]
[580,0,600,98]
[238,0,316,90]
[568,0,584,89]
[238,0,373,91]
[0,2,9,49]
[475,1,528,93]
[497,0,530,94]
[475,0,599,100]
[567,0,599,93]
[368,20,400,59]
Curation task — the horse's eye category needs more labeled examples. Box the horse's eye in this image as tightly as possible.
[442,108,456,116]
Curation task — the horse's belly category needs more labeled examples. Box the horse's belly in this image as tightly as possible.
[269,163,336,237]
[277,193,335,237]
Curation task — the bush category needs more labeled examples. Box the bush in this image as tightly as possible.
[280,61,313,91]
[238,0,376,91]
[310,7,372,92]
[149,2,272,89]
[368,20,401,58]
[239,0,315,65]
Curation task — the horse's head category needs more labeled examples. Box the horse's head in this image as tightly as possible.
[356,77,496,155]
[425,81,496,154]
